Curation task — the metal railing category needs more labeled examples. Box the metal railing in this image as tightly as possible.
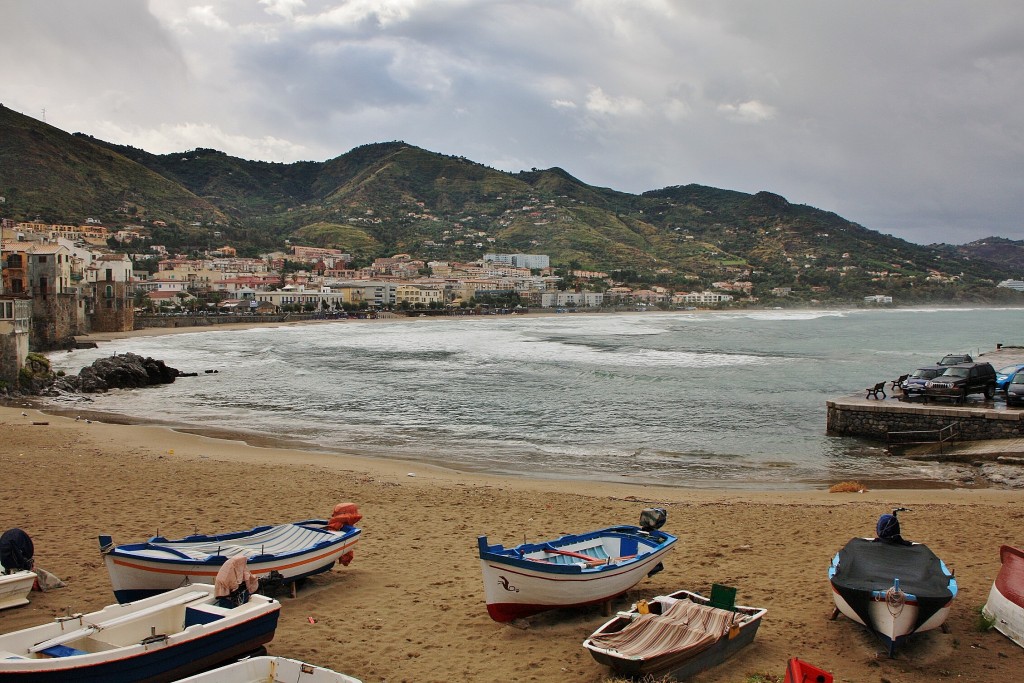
[886,422,961,453]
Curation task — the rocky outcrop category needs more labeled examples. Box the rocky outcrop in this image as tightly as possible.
[70,352,181,393]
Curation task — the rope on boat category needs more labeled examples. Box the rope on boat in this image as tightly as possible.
[885,584,906,617]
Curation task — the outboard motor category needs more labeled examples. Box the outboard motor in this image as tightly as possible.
[0,528,34,573]
[876,507,912,545]
[640,508,667,532]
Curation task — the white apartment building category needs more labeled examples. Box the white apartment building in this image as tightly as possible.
[679,291,734,305]
[539,291,604,307]
[483,253,550,270]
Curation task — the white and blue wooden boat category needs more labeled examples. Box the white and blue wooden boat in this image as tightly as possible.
[0,569,36,611]
[983,545,1024,649]
[100,518,361,603]
[478,509,677,622]
[583,587,767,679]
[828,509,956,656]
[0,584,279,682]
[174,656,362,682]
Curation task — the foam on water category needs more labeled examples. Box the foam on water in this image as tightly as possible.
[48,307,1024,488]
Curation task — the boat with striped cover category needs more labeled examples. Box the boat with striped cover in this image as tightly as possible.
[173,656,362,682]
[828,509,956,656]
[100,512,361,603]
[0,583,279,682]
[478,509,676,622]
[982,545,1024,649]
[582,587,767,679]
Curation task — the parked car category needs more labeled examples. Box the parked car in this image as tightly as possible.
[900,366,946,399]
[996,364,1024,392]
[1007,372,1024,407]
[923,362,997,403]
[937,353,973,366]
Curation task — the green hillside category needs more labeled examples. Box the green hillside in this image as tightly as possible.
[1,104,1021,304]
[0,105,226,231]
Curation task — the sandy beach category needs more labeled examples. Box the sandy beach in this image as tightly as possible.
[0,399,1021,683]
[1,313,1022,681]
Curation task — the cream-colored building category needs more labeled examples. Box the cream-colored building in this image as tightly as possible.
[396,284,444,307]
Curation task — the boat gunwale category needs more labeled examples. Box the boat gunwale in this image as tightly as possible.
[478,525,677,575]
[105,521,361,566]
[0,585,280,674]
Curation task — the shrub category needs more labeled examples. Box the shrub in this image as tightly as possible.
[829,481,868,493]
[977,604,996,632]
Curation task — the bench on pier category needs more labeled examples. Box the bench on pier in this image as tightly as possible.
[865,381,886,399]
[890,374,909,391]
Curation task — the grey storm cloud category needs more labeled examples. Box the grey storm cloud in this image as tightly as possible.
[1,0,1022,245]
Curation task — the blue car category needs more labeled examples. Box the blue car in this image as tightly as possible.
[900,366,945,399]
[996,364,1024,392]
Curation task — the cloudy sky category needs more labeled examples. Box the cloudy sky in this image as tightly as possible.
[2,1,1022,245]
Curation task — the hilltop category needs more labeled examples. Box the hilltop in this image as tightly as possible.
[1,104,1021,305]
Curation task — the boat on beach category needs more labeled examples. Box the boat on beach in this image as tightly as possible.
[0,569,36,611]
[828,509,957,656]
[100,509,362,603]
[982,544,1024,648]
[1,528,37,610]
[478,508,677,622]
[0,583,279,682]
[173,655,362,682]
[582,586,767,680]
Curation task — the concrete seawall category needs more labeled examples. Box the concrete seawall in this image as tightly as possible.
[826,395,1024,441]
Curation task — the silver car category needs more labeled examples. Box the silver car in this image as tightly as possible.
[1007,372,1024,407]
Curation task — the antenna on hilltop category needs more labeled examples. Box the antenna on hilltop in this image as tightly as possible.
[41,108,46,122]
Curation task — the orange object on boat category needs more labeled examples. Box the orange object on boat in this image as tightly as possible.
[327,503,362,530]
[784,658,832,683]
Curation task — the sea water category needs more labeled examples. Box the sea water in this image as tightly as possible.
[47,307,1024,489]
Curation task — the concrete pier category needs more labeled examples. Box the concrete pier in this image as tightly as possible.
[826,346,1024,446]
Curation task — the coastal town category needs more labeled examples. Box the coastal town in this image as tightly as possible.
[0,216,747,383]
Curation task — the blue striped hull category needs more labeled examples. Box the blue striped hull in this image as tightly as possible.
[0,610,279,683]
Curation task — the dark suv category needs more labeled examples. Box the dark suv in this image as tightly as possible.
[923,362,996,403]
[937,353,973,366]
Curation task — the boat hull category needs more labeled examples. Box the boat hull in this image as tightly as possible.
[478,525,677,622]
[828,584,951,654]
[173,656,362,682]
[583,589,766,679]
[0,585,279,683]
[982,545,1024,648]
[828,538,956,655]
[102,520,360,603]
[0,570,35,611]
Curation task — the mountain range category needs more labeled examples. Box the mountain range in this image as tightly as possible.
[1,104,1021,304]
